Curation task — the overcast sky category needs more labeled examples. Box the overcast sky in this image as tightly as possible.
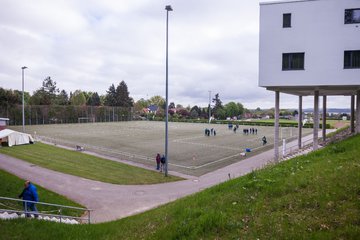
[0,0,352,109]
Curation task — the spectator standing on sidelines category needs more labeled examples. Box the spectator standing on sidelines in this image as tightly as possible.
[156,153,161,170]
[160,155,166,172]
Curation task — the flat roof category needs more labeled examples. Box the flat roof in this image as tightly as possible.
[0,118,9,121]
[260,0,318,6]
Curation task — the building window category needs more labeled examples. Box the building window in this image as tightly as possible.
[345,9,360,24]
[282,53,305,70]
[283,13,291,28]
[344,50,360,69]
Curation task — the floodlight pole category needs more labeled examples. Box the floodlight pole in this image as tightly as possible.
[164,5,173,177]
[21,66,28,133]
[208,90,211,124]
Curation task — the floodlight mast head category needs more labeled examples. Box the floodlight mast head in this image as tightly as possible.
[22,66,27,70]
[165,5,173,11]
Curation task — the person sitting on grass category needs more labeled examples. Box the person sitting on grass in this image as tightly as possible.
[19,180,39,218]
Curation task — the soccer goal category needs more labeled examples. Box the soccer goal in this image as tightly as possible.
[78,117,95,124]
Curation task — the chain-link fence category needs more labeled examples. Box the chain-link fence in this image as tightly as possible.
[0,105,133,125]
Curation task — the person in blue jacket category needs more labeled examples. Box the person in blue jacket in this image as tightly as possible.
[19,180,39,217]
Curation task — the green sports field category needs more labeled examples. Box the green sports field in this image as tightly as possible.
[10,121,312,176]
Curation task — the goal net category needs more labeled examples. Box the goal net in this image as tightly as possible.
[78,117,95,124]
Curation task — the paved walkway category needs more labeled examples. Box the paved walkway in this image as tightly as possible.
[0,132,328,223]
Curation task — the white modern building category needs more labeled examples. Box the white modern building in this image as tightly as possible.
[259,0,360,160]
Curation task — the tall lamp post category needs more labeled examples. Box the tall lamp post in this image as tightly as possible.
[208,90,211,124]
[164,5,173,177]
[21,66,27,133]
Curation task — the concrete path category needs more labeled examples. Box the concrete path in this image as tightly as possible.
[0,132,327,223]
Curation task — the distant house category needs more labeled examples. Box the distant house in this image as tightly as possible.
[243,112,253,119]
[147,105,159,114]
[0,118,9,131]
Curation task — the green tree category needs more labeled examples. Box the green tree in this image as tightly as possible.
[116,80,133,107]
[212,93,223,119]
[237,103,245,116]
[55,90,69,105]
[190,109,199,118]
[105,81,133,107]
[223,102,244,118]
[149,95,165,109]
[87,92,101,106]
[217,108,226,120]
[30,76,59,105]
[134,98,150,113]
[0,88,25,108]
[224,102,239,118]
[70,90,86,106]
[201,108,208,119]
[105,84,117,106]
[190,105,201,117]
[169,102,175,109]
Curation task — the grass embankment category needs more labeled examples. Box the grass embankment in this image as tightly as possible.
[0,143,181,185]
[0,169,83,217]
[1,135,359,239]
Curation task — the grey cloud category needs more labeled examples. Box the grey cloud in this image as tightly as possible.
[0,0,351,109]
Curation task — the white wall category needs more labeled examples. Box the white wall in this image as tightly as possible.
[259,0,360,87]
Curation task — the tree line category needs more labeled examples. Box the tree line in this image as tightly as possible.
[0,77,134,125]
[133,93,246,121]
[1,76,251,124]
[1,77,133,108]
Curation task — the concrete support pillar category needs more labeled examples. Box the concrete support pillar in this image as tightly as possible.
[274,91,280,161]
[322,95,327,142]
[313,90,319,150]
[357,90,360,133]
[351,95,355,133]
[298,96,303,149]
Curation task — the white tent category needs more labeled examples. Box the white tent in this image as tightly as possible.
[0,129,34,147]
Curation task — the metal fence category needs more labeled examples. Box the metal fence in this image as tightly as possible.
[281,137,315,159]
[0,196,92,224]
[0,105,133,126]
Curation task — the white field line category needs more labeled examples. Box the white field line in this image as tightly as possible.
[173,140,241,151]
[37,136,151,161]
[175,144,265,170]
[36,135,266,170]
[173,137,258,151]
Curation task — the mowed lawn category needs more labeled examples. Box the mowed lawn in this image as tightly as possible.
[1,133,359,239]
[0,143,182,184]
